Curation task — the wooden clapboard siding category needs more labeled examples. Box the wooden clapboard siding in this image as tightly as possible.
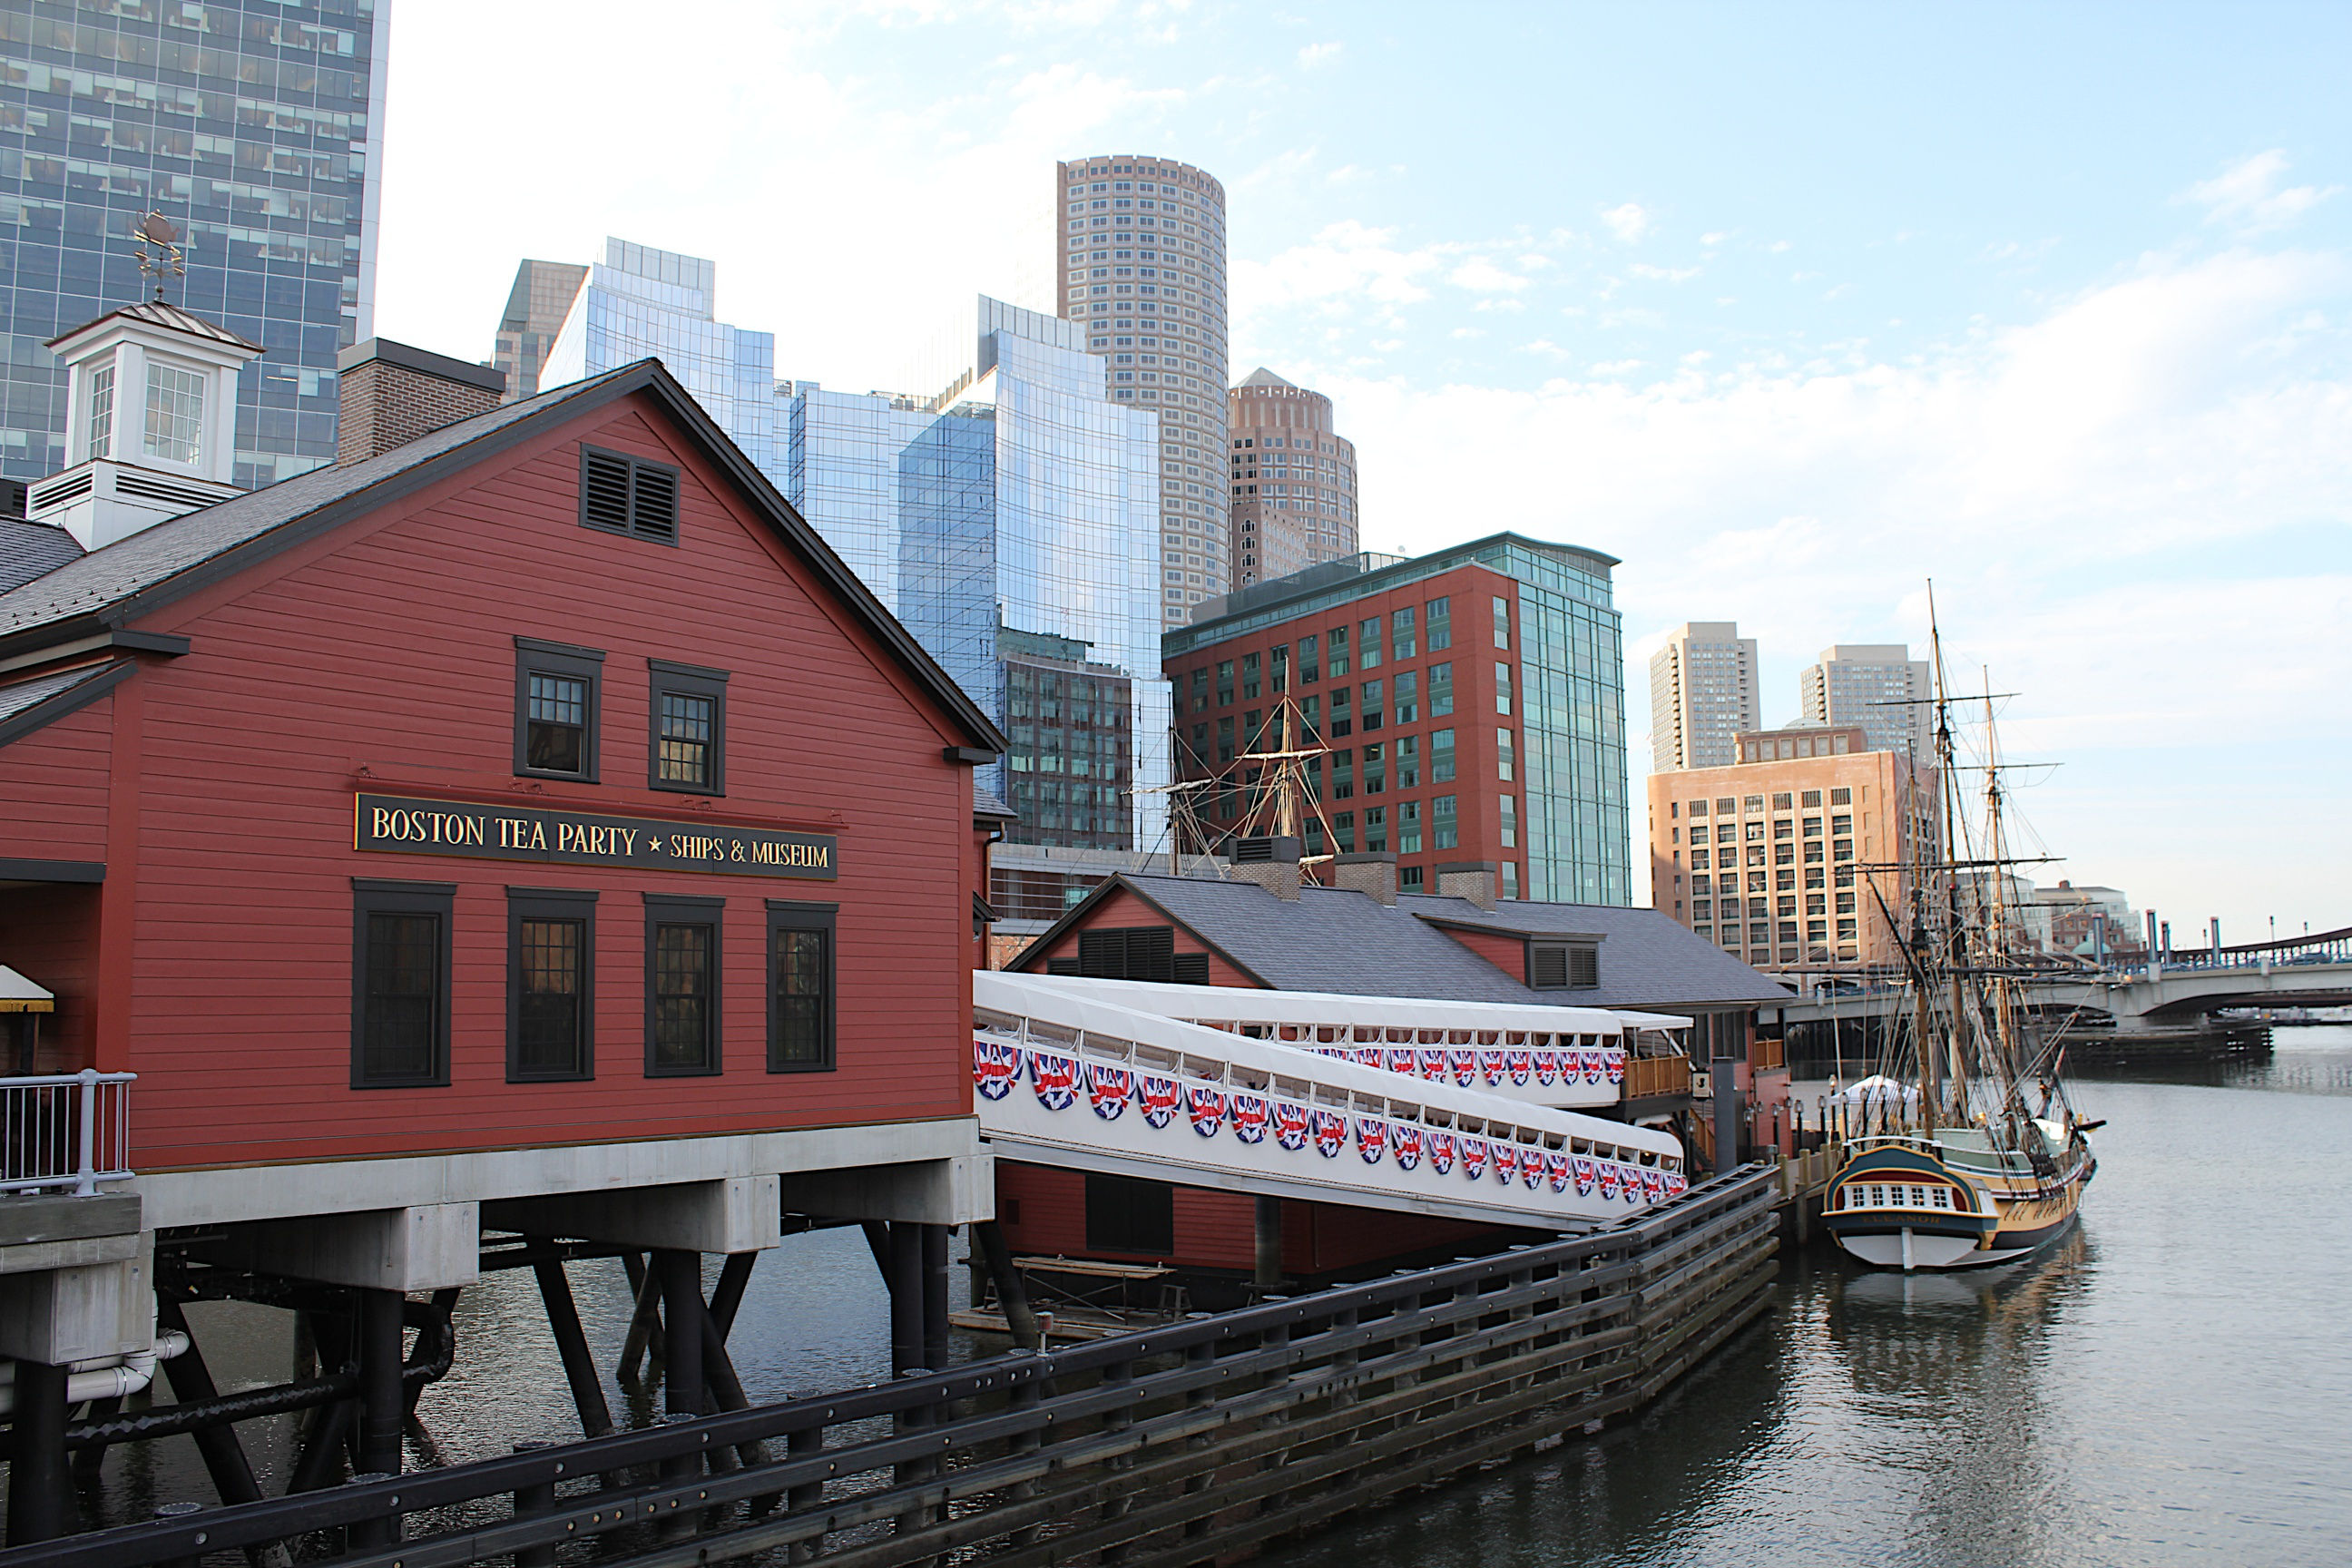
[6,390,985,1172]
[0,692,113,862]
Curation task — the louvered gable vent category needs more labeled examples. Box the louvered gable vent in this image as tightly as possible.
[1529,942,1599,991]
[580,446,681,544]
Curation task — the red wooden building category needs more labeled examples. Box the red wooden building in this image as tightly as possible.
[0,322,1004,1531]
[988,851,1785,1301]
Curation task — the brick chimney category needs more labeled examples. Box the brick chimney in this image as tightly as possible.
[1224,835,1301,901]
[1333,851,1397,906]
[337,338,505,464]
[1436,860,1498,912]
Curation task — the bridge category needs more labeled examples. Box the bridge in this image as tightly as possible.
[973,971,1690,1230]
[1772,926,2352,1034]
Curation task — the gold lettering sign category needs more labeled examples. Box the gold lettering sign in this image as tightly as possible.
[353,793,836,880]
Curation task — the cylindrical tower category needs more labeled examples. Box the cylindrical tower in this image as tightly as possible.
[1054,155,1230,628]
[1225,368,1359,588]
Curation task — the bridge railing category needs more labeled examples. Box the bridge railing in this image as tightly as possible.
[2152,926,2352,973]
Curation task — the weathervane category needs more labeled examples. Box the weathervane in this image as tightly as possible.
[132,211,185,302]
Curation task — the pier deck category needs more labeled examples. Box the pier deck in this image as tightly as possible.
[5,1167,1780,1568]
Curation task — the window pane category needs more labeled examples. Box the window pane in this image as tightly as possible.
[526,673,587,772]
[517,917,584,1075]
[143,362,205,465]
[658,691,714,786]
[653,923,714,1071]
[773,927,828,1065]
[364,912,438,1081]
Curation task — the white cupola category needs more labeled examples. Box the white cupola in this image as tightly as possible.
[31,298,263,551]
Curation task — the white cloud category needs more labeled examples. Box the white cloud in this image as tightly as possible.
[1229,220,1442,336]
[1297,40,1344,68]
[1630,262,1700,283]
[1313,248,2352,928]
[1450,258,1531,294]
[1601,202,1653,243]
[2185,150,2339,233]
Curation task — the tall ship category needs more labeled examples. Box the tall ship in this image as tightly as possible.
[1822,603,2099,1271]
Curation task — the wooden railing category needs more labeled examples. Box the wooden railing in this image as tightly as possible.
[13,1171,1782,1568]
[1622,1053,1691,1101]
[1751,1035,1787,1073]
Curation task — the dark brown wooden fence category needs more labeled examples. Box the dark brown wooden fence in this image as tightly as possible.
[15,1166,1779,1568]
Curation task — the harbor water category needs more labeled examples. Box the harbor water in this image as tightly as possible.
[39,1027,2352,1564]
[1260,1024,2352,1568]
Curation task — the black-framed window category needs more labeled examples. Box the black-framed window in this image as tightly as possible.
[648,659,728,794]
[1529,942,1600,991]
[767,900,837,1073]
[351,878,454,1089]
[580,445,682,544]
[508,887,596,1082]
[514,636,604,781]
[1085,1172,1174,1255]
[646,893,723,1076]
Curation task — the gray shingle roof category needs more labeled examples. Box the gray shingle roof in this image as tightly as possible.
[0,518,82,595]
[0,660,120,730]
[1119,873,1546,1002]
[1030,872,1793,1014]
[0,366,632,642]
[1400,896,1794,1010]
[973,780,1017,821]
[0,358,1004,753]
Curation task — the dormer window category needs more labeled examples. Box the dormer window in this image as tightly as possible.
[144,360,206,466]
[87,365,115,458]
[1529,942,1600,991]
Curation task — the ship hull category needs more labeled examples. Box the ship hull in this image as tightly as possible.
[1824,1137,2092,1272]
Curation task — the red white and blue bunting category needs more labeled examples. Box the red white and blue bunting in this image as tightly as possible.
[1309,1043,1626,1090]
[975,1038,1683,1208]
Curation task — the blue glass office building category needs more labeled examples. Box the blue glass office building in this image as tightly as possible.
[536,239,777,481]
[786,297,1166,851]
[0,0,387,487]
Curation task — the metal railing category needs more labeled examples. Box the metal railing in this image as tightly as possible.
[9,1169,1781,1568]
[2150,926,2352,973]
[1,1069,136,1196]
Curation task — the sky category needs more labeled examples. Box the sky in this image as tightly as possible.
[374,0,2352,938]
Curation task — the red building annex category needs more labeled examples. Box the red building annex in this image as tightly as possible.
[0,319,1004,1535]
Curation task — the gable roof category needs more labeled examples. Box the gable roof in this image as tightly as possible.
[46,299,265,355]
[1013,871,1788,1013]
[1401,897,1795,1011]
[0,359,1004,753]
[0,659,130,750]
[0,517,82,594]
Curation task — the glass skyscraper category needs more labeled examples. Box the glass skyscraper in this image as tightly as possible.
[0,0,387,487]
[785,296,1166,851]
[536,238,776,479]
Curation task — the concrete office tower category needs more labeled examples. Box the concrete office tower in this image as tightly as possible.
[492,260,589,403]
[1648,622,1759,772]
[1053,155,1230,628]
[0,0,389,487]
[1227,369,1358,590]
[784,297,1167,853]
[535,239,778,480]
[1800,644,1933,760]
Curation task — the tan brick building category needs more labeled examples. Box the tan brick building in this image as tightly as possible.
[1646,738,1936,972]
[1226,368,1358,589]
